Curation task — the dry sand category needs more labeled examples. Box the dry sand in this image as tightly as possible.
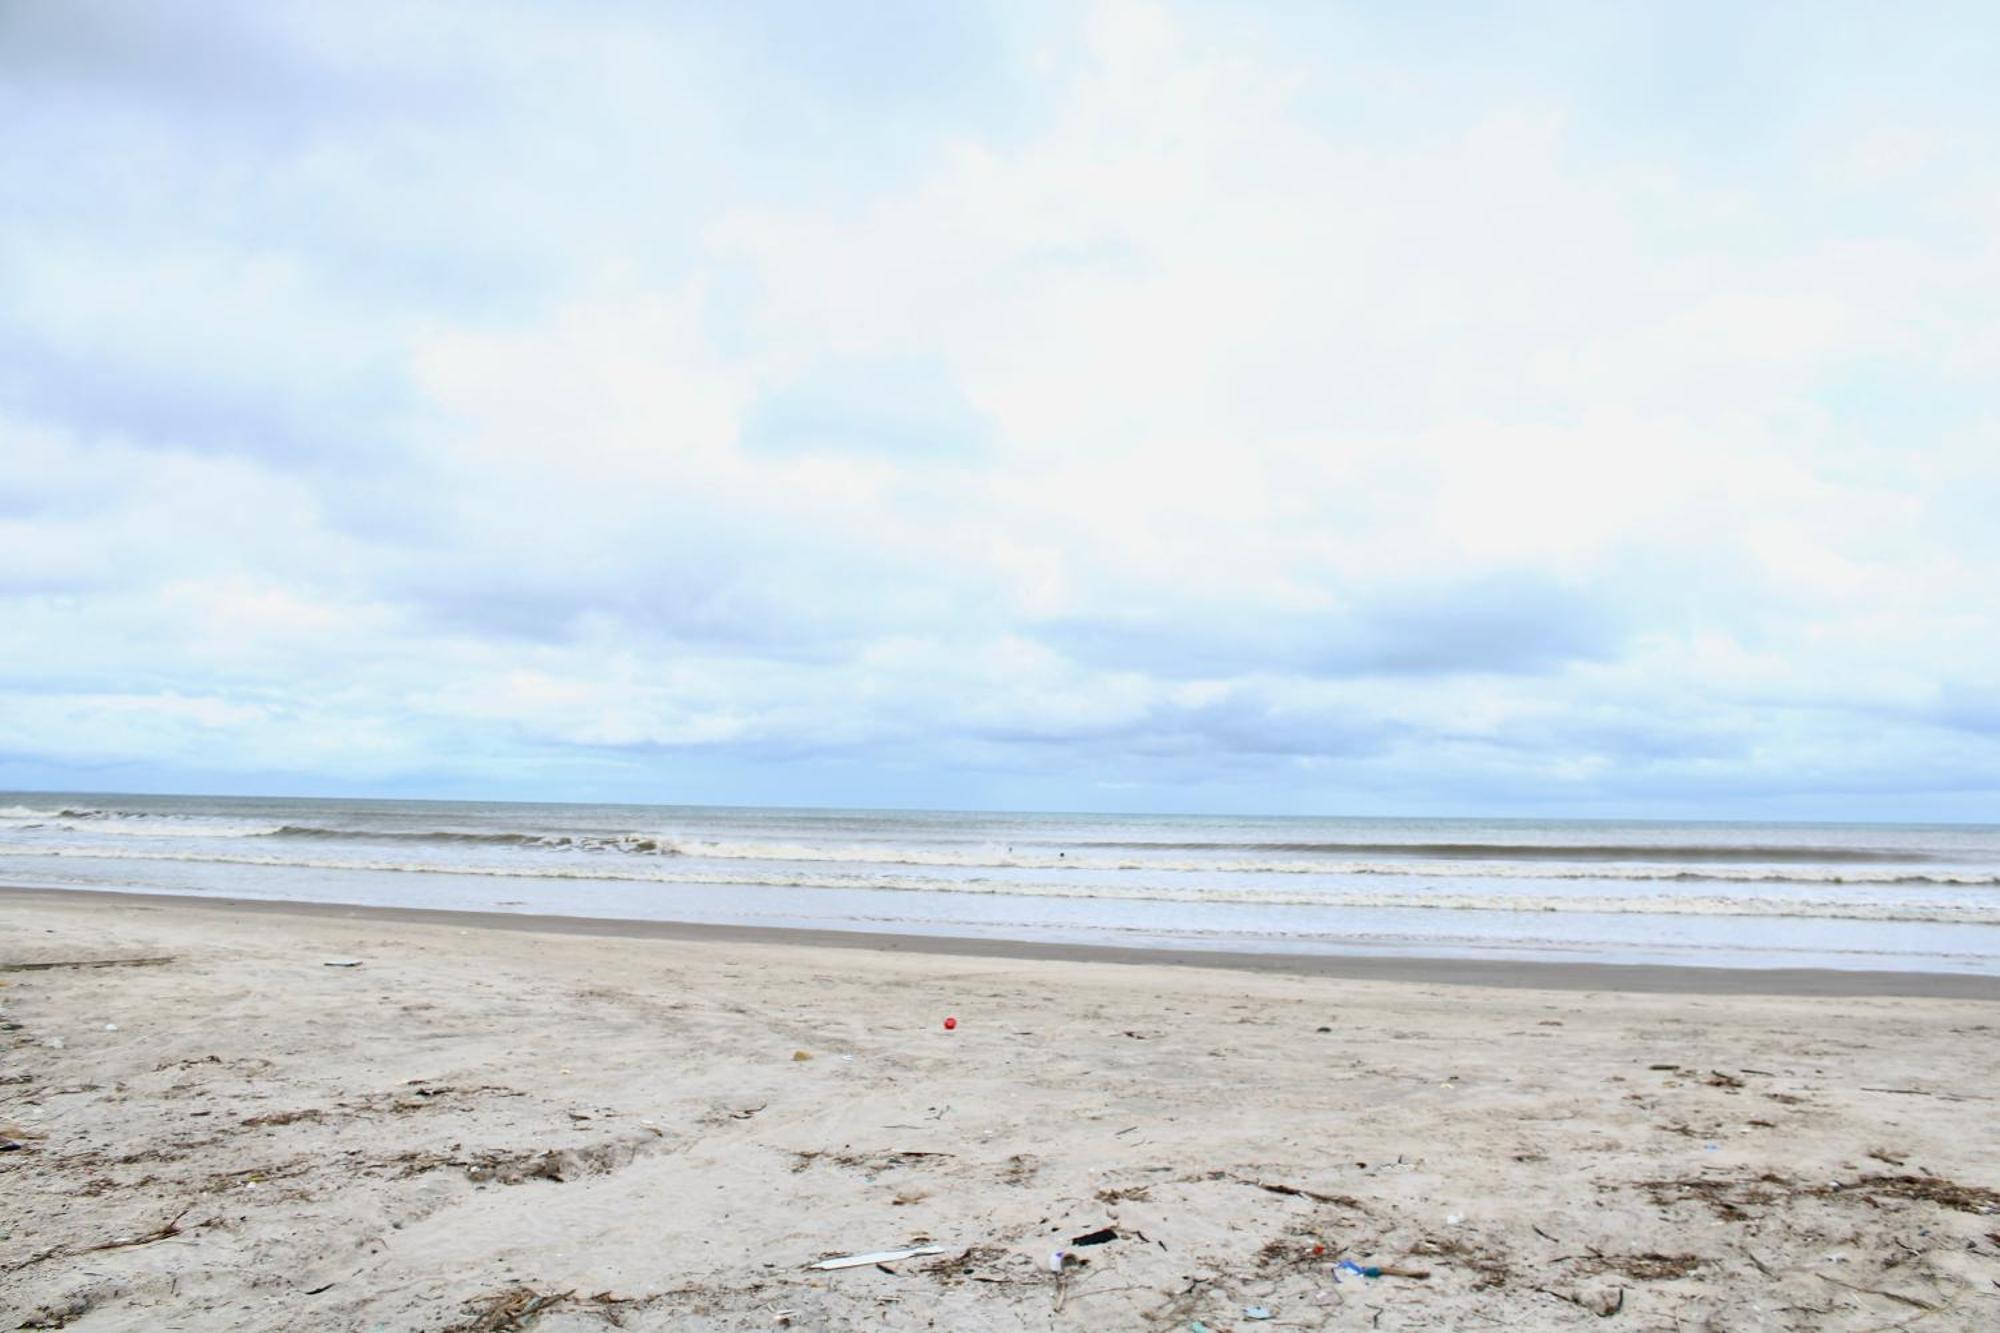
[3,889,1999,1331]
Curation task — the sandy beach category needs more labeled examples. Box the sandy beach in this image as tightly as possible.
[5,889,2000,1330]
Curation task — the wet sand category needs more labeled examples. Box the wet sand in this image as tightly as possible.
[6,885,1998,999]
[4,888,2000,1330]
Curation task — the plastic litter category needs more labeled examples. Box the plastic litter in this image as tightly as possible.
[1069,1228,1118,1246]
[1244,1306,1274,1320]
[1049,1248,1090,1273]
[322,960,363,968]
[808,1246,946,1271]
[1337,1258,1431,1280]
[943,1016,957,1031]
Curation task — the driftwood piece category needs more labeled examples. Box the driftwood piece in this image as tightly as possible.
[0,956,176,973]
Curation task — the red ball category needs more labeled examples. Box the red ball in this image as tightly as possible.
[943,1016,958,1031]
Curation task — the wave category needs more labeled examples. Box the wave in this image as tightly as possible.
[7,824,2000,885]
[0,813,660,850]
[4,815,1993,883]
[265,826,679,854]
[7,844,2000,924]
[595,838,1984,878]
[1,805,106,821]
[0,809,285,838]
[1085,840,1940,864]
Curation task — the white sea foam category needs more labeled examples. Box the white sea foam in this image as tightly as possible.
[0,816,286,838]
[8,844,2000,925]
[8,814,1993,886]
[654,840,2000,886]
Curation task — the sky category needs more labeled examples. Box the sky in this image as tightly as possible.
[2,1,1998,819]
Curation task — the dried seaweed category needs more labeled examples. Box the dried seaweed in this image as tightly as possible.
[1572,1252,1703,1281]
[444,1285,573,1332]
[1816,1174,2000,1214]
[1639,1171,2000,1221]
[1409,1232,1513,1289]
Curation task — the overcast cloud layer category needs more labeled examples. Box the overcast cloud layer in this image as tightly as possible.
[3,1,1998,817]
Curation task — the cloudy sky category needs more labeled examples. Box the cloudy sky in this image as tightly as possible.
[3,1,1997,818]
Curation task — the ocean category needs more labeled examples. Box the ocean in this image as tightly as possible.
[4,792,1999,975]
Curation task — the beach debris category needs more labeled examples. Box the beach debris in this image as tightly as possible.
[16,1295,95,1329]
[1069,1227,1119,1247]
[445,1285,573,1332]
[0,956,176,972]
[1244,1306,1275,1319]
[809,1245,947,1271]
[1337,1258,1432,1280]
[1639,1170,2000,1223]
[943,1016,958,1030]
[1190,1324,1211,1333]
[73,1205,197,1260]
[323,959,364,968]
[1235,1176,1364,1207]
[1533,1283,1627,1318]
[103,1023,118,1031]
[792,1050,813,1062]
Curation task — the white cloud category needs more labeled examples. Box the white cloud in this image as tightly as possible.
[3,0,1998,814]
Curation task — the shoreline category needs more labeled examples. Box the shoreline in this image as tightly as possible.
[7,881,1998,999]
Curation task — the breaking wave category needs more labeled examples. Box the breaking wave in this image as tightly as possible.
[1084,840,1939,864]
[6,844,2000,925]
[5,816,2000,886]
[265,826,681,854]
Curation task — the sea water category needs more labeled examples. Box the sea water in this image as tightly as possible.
[4,793,1999,974]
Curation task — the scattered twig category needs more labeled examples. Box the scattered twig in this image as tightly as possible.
[78,1205,194,1256]
[445,1286,574,1333]
[1861,1088,1987,1102]
[1817,1274,1939,1312]
[5,1206,198,1274]
[1537,1285,1624,1317]
[1232,1176,1364,1207]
